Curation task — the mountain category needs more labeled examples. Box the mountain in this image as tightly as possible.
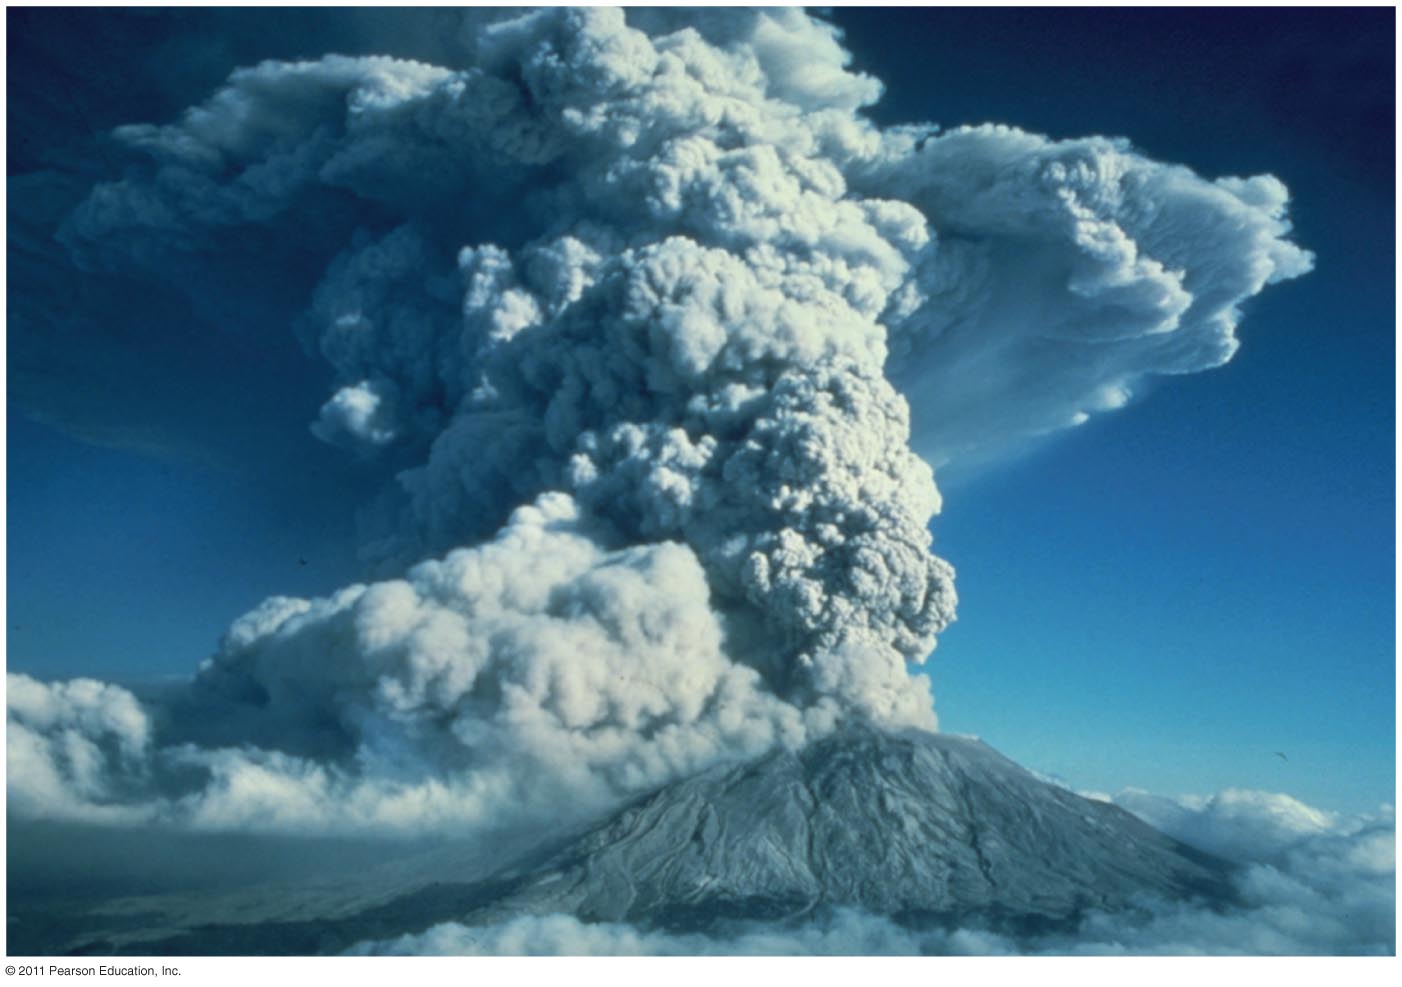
[455,724,1235,933]
[30,724,1234,954]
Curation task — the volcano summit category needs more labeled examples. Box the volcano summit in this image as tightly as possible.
[419,725,1234,933]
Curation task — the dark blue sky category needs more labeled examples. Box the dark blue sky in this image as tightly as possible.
[834,6,1395,810]
[6,7,1394,812]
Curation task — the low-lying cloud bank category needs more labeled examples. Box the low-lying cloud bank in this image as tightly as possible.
[349,792,1394,956]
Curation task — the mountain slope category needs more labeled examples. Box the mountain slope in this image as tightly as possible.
[35,725,1234,954]
[462,724,1234,933]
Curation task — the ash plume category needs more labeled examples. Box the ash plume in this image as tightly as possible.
[11,8,1309,841]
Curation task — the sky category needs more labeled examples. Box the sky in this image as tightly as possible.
[4,1,1394,829]
[834,6,1397,812]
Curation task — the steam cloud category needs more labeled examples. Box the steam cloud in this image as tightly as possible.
[11,7,1311,850]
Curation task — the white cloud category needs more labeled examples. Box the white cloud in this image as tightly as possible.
[7,675,154,824]
[1115,787,1340,861]
[311,380,400,448]
[347,909,996,957]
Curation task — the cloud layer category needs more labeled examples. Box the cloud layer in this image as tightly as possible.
[11,7,1310,860]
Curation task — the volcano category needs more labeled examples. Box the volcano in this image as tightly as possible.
[37,725,1234,954]
[453,724,1235,933]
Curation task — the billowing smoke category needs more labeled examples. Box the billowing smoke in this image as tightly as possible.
[11,8,1309,839]
[8,495,814,834]
[866,128,1314,466]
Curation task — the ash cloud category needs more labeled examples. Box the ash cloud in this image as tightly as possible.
[8,495,813,836]
[10,6,1309,856]
[866,128,1314,466]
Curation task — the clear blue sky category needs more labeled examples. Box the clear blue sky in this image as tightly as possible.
[835,6,1395,812]
[6,7,1394,813]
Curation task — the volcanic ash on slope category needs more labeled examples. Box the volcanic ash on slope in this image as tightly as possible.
[457,725,1234,933]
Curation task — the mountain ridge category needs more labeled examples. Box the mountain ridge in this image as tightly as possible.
[33,724,1236,954]
[458,722,1235,935]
